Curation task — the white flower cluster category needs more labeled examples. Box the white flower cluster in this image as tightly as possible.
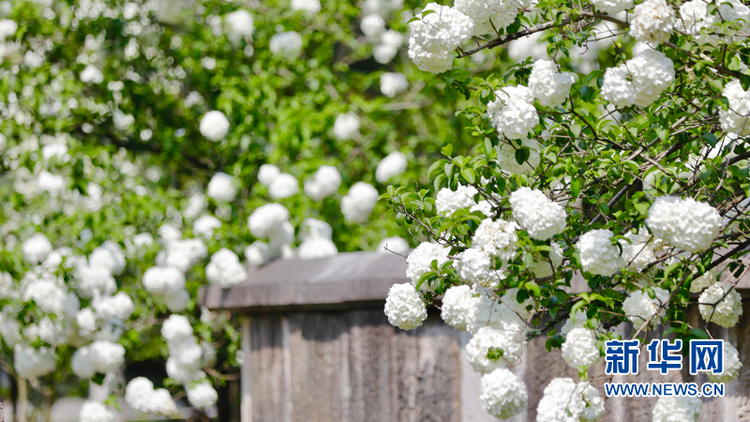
[719,80,750,136]
[193,215,222,239]
[341,182,379,222]
[441,285,474,331]
[622,287,670,330]
[646,196,722,253]
[509,187,566,240]
[454,248,492,283]
[199,111,230,142]
[207,172,238,202]
[384,283,427,330]
[495,138,541,174]
[467,290,529,333]
[698,282,742,327]
[472,218,519,262]
[576,229,625,276]
[23,271,68,313]
[536,378,605,422]
[407,3,473,73]
[591,0,633,13]
[375,151,408,183]
[487,86,539,140]
[479,368,528,419]
[92,292,135,320]
[373,29,404,64]
[187,381,220,410]
[561,327,600,370]
[690,268,718,293]
[291,0,321,13]
[652,396,702,422]
[258,164,281,187]
[80,401,114,422]
[679,0,750,44]
[405,242,451,290]
[380,73,409,98]
[601,48,675,107]
[14,344,57,379]
[143,265,187,312]
[304,165,342,200]
[528,60,575,107]
[156,238,208,272]
[707,342,741,383]
[206,248,248,288]
[297,219,338,259]
[71,340,126,378]
[22,233,53,264]
[466,326,525,373]
[630,0,675,44]
[125,377,179,417]
[224,9,254,43]
[247,203,294,264]
[269,31,303,57]
[333,112,360,140]
[454,0,528,36]
[80,65,104,84]
[621,228,657,271]
[377,236,410,254]
[436,184,477,216]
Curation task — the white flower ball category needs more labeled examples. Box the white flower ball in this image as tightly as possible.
[333,112,360,140]
[699,282,742,327]
[193,215,222,239]
[436,184,477,216]
[248,203,290,238]
[441,285,477,331]
[258,164,281,187]
[89,241,126,276]
[199,111,230,142]
[537,378,605,422]
[453,248,492,283]
[207,172,238,202]
[341,182,379,223]
[14,345,57,379]
[601,65,638,107]
[630,0,676,44]
[375,151,408,183]
[377,236,410,255]
[80,65,104,84]
[384,283,427,330]
[156,238,208,272]
[206,248,248,288]
[142,266,185,295]
[93,292,135,320]
[361,14,386,39]
[528,60,576,107]
[466,326,526,373]
[72,347,95,378]
[454,0,525,35]
[125,377,179,417]
[707,342,741,383]
[24,276,68,313]
[80,401,114,422]
[406,242,451,290]
[591,0,633,13]
[374,30,403,64]
[76,308,98,337]
[297,237,338,260]
[561,327,600,370]
[0,19,17,40]
[487,86,539,140]
[161,314,194,344]
[291,0,321,13]
[158,224,182,244]
[270,31,303,57]
[304,165,342,200]
[576,229,626,276]
[187,381,218,410]
[646,196,722,253]
[380,73,409,98]
[164,288,191,312]
[225,9,254,39]
[720,80,750,136]
[479,368,528,419]
[22,233,53,264]
[245,241,272,266]
[268,173,299,199]
[622,287,670,330]
[467,291,528,334]
[509,187,567,240]
[690,268,718,293]
[407,3,474,74]
[652,396,702,422]
[90,340,126,373]
[472,218,519,261]
[298,218,333,241]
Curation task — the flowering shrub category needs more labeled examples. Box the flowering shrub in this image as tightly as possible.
[382,0,750,420]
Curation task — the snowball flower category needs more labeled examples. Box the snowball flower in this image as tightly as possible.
[258,164,281,187]
[436,184,477,216]
[93,292,135,320]
[14,345,57,379]
[187,381,218,410]
[206,248,248,288]
[441,285,477,331]
[361,14,386,39]
[161,314,194,344]
[156,239,208,272]
[720,80,750,136]
[537,378,605,422]
[193,215,222,239]
[225,9,254,39]
[591,0,633,13]
[467,291,528,333]
[707,342,741,383]
[245,241,272,266]
[630,0,676,44]
[453,248,492,283]
[76,308,98,336]
[466,326,525,373]
[652,397,702,422]
[646,196,722,253]
[699,282,742,327]
[142,266,185,295]
[622,287,670,330]
[270,31,303,57]
[89,241,126,276]
[269,173,299,199]
[561,327,600,370]
[291,0,321,13]
[72,348,96,378]
[89,340,126,373]
[472,218,519,261]
[164,289,191,312]
[375,151,408,183]
[374,30,404,64]
[207,172,238,202]
[487,86,539,140]
[377,236,410,255]
[80,65,104,84]
[380,73,409,98]
[304,165,342,200]
[297,237,338,259]
[496,137,541,175]
[248,204,290,238]
[406,242,451,290]
[333,112,360,140]
[341,182,379,222]
[601,48,675,107]
[22,233,53,264]
[125,377,179,417]
[480,368,528,419]
[384,283,428,330]
[24,277,67,313]
[407,3,474,73]
[690,268,718,293]
[528,60,576,107]
[80,401,114,422]
[576,229,626,276]
[199,111,230,141]
[509,187,567,240]
[454,0,525,35]
[0,19,17,40]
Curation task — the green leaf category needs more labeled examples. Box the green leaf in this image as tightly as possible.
[461,168,476,184]
[442,144,454,157]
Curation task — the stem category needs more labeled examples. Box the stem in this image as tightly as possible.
[17,379,27,422]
